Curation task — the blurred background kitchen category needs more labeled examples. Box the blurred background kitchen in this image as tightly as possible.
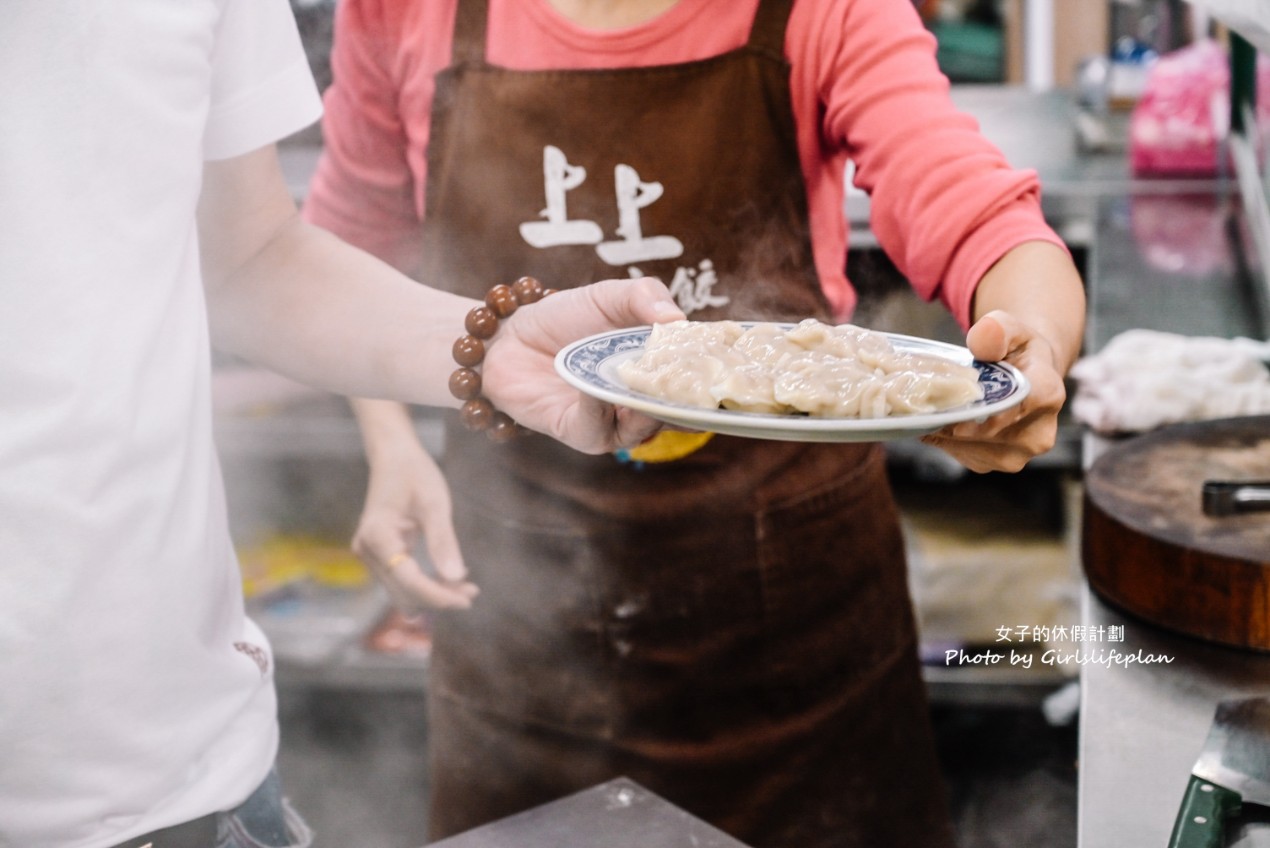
[213,1,1270,845]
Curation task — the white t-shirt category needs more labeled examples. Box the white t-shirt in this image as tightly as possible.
[0,3,321,846]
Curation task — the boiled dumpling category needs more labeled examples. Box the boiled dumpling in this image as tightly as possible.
[616,318,985,418]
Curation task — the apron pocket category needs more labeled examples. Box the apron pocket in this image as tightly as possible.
[753,449,917,711]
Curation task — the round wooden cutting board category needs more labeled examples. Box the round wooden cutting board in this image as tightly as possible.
[1082,415,1270,651]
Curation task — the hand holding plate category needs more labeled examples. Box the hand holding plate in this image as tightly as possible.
[483,276,685,454]
[920,309,1067,472]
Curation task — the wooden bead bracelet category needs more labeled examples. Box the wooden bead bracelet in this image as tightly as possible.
[449,276,557,441]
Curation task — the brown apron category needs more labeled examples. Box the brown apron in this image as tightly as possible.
[419,2,956,846]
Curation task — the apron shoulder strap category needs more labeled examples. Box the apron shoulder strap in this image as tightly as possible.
[747,0,796,60]
[451,0,490,65]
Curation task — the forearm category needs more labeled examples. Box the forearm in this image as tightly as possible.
[350,396,429,463]
[970,241,1086,373]
[200,146,683,454]
[199,144,470,407]
[205,213,470,409]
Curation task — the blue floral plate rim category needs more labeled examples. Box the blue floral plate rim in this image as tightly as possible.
[553,323,1030,443]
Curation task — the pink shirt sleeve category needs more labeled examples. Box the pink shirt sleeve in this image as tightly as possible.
[787,0,1066,327]
[302,0,444,275]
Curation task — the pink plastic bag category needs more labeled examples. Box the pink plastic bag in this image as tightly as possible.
[1129,39,1270,177]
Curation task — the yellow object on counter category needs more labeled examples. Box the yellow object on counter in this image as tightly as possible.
[621,430,714,463]
[238,534,369,598]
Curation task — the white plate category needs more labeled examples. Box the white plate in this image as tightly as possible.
[554,324,1030,442]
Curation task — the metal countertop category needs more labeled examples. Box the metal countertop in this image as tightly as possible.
[1077,590,1270,847]
[424,779,751,848]
[949,88,1270,845]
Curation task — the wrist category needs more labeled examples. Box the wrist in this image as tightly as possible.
[354,404,426,465]
[449,276,557,441]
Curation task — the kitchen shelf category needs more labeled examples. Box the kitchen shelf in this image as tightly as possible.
[269,647,1069,708]
[250,582,431,693]
[923,661,1073,708]
[253,577,1071,706]
[274,642,429,693]
[248,570,1078,702]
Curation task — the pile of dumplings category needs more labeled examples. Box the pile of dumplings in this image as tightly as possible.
[617,319,984,418]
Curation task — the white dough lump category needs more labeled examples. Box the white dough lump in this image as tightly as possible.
[617,319,984,417]
[1069,329,1270,433]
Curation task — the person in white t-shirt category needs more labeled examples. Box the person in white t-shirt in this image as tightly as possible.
[0,3,682,848]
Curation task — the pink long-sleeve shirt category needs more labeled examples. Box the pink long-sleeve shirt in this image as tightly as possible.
[304,0,1064,327]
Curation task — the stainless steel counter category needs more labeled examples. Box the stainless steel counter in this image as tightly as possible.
[1052,86,1270,846]
[426,778,751,848]
[1077,590,1270,847]
[933,87,1270,846]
